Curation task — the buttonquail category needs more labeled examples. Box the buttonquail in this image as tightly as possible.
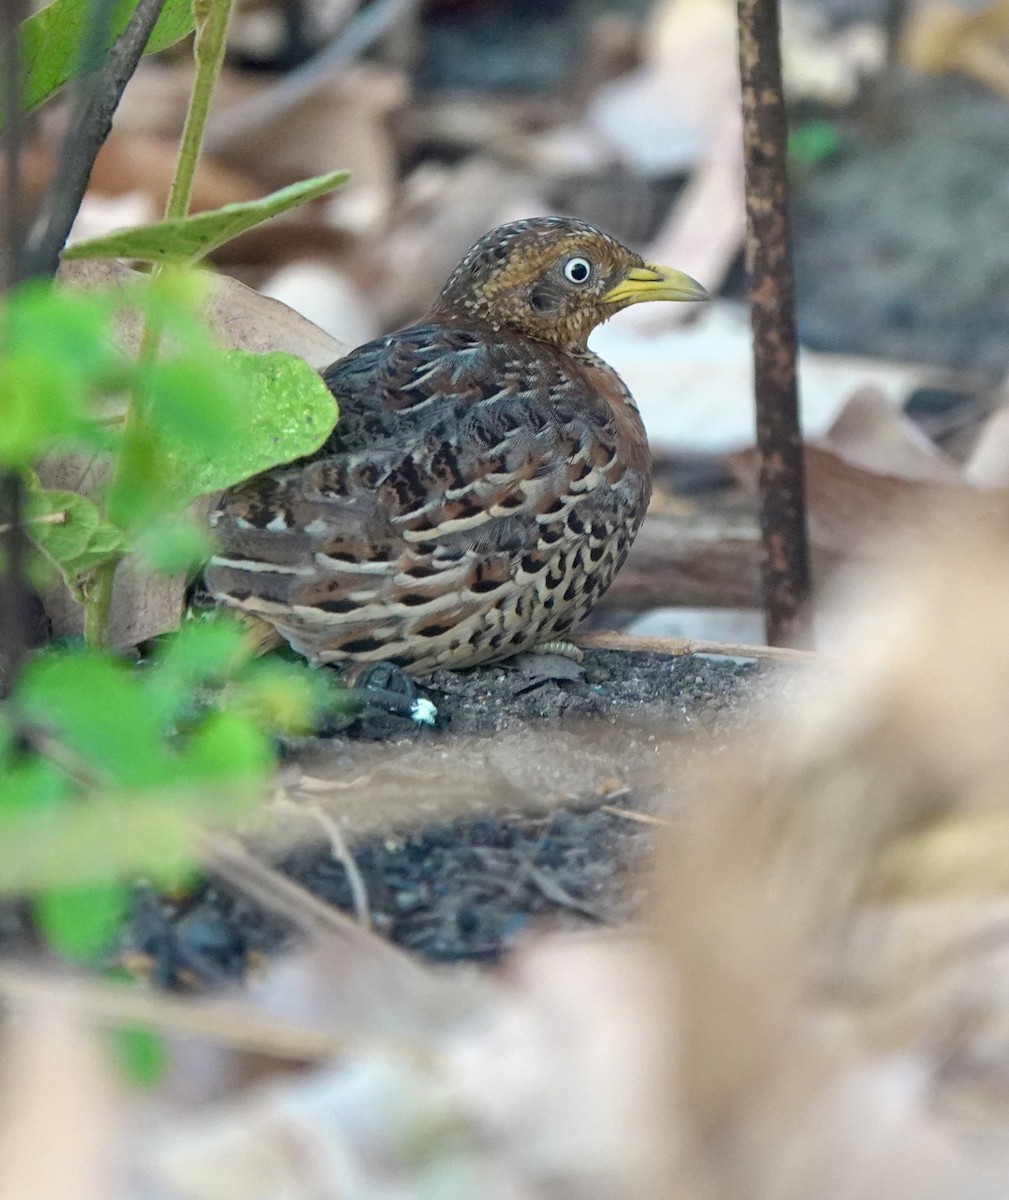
[205,216,707,673]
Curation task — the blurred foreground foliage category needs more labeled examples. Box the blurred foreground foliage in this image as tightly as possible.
[0,270,345,964]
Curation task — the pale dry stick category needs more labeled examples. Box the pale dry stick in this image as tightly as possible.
[0,966,344,1061]
[202,833,416,977]
[600,805,672,829]
[266,794,372,930]
[575,629,823,663]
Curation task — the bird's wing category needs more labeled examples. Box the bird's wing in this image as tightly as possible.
[204,327,641,660]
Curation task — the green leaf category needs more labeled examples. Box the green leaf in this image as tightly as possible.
[26,489,98,563]
[63,171,350,264]
[143,615,251,721]
[25,489,128,587]
[13,0,195,121]
[17,649,175,789]
[789,120,841,166]
[34,881,129,959]
[226,661,321,735]
[178,710,273,783]
[0,789,254,893]
[0,756,73,814]
[165,350,337,501]
[113,1025,168,1088]
[133,515,214,575]
[0,284,128,465]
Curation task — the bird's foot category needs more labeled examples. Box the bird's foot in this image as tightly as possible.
[336,661,438,736]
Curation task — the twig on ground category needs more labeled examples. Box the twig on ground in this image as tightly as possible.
[23,0,169,279]
[574,630,822,662]
[600,806,672,828]
[0,965,345,1061]
[269,795,373,930]
[737,0,812,646]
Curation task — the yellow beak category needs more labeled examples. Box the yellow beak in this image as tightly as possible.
[600,263,709,307]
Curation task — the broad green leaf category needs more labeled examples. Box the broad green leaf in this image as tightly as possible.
[0,354,87,465]
[134,516,214,575]
[26,489,99,564]
[0,757,73,814]
[35,881,129,959]
[225,661,321,735]
[0,789,251,892]
[141,615,251,720]
[114,1025,168,1088]
[166,349,337,501]
[17,649,175,789]
[25,489,127,587]
[13,0,195,121]
[72,522,131,576]
[178,710,273,783]
[139,352,243,449]
[106,419,178,530]
[64,171,350,264]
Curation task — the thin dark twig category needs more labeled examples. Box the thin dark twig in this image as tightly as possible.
[23,0,169,279]
[1,0,30,288]
[736,0,812,646]
[1,0,33,695]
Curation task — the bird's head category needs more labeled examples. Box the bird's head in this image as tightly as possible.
[430,216,708,352]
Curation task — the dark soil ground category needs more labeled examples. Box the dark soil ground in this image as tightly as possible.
[120,649,793,984]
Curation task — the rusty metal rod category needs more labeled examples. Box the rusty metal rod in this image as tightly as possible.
[736,0,812,646]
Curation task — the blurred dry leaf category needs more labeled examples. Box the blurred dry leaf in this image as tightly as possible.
[592,303,943,454]
[260,258,378,346]
[726,387,1005,558]
[900,0,1009,97]
[207,63,407,237]
[966,401,1009,488]
[818,386,963,482]
[652,499,1009,1199]
[642,99,744,319]
[57,257,347,374]
[0,1002,125,1200]
[89,132,262,213]
[379,156,546,327]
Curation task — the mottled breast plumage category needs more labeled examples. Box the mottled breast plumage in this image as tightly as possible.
[204,217,706,673]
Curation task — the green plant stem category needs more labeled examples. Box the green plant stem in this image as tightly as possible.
[97,1,235,644]
[137,0,233,365]
[163,0,234,224]
[84,560,116,647]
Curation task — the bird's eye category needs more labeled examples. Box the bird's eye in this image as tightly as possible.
[563,257,592,284]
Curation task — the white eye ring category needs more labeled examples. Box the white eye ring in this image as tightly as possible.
[563,256,592,284]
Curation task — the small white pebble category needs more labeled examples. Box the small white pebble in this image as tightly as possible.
[410,697,438,726]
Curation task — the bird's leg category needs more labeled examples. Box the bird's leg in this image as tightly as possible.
[530,639,585,662]
[340,660,438,728]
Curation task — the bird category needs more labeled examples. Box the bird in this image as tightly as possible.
[205,216,707,675]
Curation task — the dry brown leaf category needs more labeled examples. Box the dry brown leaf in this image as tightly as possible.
[640,98,744,325]
[726,388,1002,559]
[207,63,406,237]
[820,386,963,482]
[88,132,263,213]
